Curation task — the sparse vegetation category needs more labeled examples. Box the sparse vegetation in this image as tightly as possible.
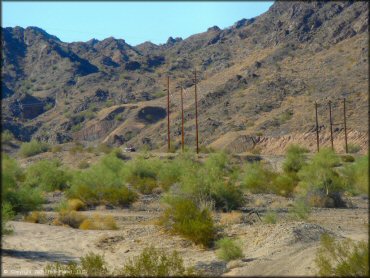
[216,237,244,261]
[45,252,108,277]
[79,214,118,230]
[159,197,216,247]
[262,210,278,224]
[315,234,369,276]
[120,246,194,276]
[346,143,361,154]
[297,149,345,207]
[2,130,14,144]
[68,153,137,206]
[24,159,71,191]
[19,139,50,157]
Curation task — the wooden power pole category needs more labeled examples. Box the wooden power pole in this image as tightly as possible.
[328,100,334,151]
[180,85,185,152]
[315,101,320,152]
[194,70,199,154]
[343,98,348,153]
[167,76,171,152]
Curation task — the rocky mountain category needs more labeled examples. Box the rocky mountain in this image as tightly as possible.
[1,1,368,154]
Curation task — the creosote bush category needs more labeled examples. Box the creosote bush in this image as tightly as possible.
[159,197,216,247]
[120,246,195,276]
[315,234,369,276]
[241,161,276,194]
[19,139,50,157]
[341,155,368,195]
[216,237,244,262]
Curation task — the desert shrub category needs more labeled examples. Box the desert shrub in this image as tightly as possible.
[120,246,194,276]
[2,202,14,235]
[219,211,242,226]
[262,210,278,224]
[78,160,90,169]
[296,149,345,207]
[163,152,243,211]
[25,211,47,224]
[2,130,14,144]
[57,210,87,229]
[123,157,162,194]
[216,237,244,262]
[44,252,107,277]
[68,154,137,206]
[69,143,84,155]
[51,145,62,153]
[289,199,311,220]
[341,156,368,195]
[97,143,112,154]
[24,159,71,191]
[160,197,215,247]
[19,139,49,157]
[3,155,44,213]
[282,144,308,174]
[341,154,355,163]
[241,161,276,193]
[67,199,86,211]
[346,143,361,154]
[272,173,296,197]
[79,214,118,230]
[80,252,108,276]
[157,161,182,191]
[315,234,369,276]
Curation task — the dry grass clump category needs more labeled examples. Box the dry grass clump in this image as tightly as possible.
[219,211,243,226]
[79,214,118,230]
[55,210,87,229]
[25,211,48,224]
[67,198,86,211]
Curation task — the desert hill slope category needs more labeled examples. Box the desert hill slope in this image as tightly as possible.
[1,1,368,154]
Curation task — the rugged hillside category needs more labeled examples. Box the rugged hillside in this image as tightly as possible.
[1,1,368,154]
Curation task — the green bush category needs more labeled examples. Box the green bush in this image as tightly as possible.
[241,161,276,194]
[315,234,368,276]
[2,202,14,235]
[120,246,194,276]
[160,197,216,247]
[44,252,107,277]
[341,154,355,163]
[272,173,296,197]
[24,159,71,191]
[341,156,368,195]
[2,155,44,213]
[19,139,49,157]
[216,237,244,261]
[78,160,90,169]
[283,144,308,174]
[289,199,311,220]
[347,143,361,154]
[297,149,345,207]
[262,210,278,224]
[2,130,14,144]
[68,154,137,206]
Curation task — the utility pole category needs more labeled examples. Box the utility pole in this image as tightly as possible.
[328,100,334,151]
[194,70,199,154]
[343,98,348,153]
[180,84,185,152]
[167,76,171,152]
[315,101,320,152]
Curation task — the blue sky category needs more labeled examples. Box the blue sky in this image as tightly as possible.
[2,1,274,46]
